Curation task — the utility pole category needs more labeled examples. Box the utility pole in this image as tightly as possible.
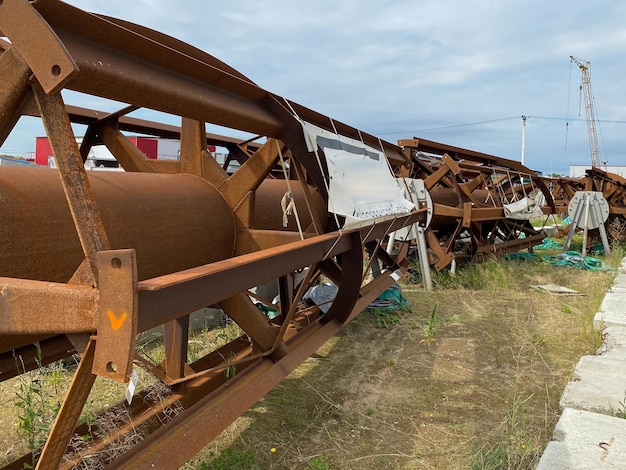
[520,115,527,166]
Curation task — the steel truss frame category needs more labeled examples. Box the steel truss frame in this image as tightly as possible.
[399,138,555,270]
[546,168,626,245]
[0,1,427,468]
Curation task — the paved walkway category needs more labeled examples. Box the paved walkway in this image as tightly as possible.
[537,257,626,469]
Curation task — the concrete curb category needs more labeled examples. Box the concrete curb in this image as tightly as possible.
[537,261,626,469]
[539,408,626,469]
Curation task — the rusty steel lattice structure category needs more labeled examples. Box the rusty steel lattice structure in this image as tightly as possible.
[399,138,555,270]
[0,1,429,468]
[7,0,617,467]
[546,167,626,245]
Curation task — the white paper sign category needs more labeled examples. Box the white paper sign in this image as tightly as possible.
[301,121,414,228]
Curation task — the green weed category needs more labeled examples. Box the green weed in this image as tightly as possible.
[308,454,330,469]
[421,304,439,342]
[13,346,65,452]
[366,308,400,328]
[200,448,258,470]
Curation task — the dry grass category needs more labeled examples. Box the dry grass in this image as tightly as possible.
[0,248,619,469]
[187,254,617,469]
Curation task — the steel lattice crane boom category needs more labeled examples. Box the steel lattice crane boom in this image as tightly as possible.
[570,55,601,167]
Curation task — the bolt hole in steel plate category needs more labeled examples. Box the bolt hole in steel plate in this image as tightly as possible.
[106,361,118,373]
[111,257,122,269]
[51,64,61,76]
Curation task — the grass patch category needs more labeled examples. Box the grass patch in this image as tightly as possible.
[1,242,621,469]
[14,353,64,452]
[186,249,616,469]
[364,308,401,329]
[199,448,258,470]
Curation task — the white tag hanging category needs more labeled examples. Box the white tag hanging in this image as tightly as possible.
[125,368,139,405]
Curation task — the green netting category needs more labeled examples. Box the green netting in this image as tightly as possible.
[367,284,410,311]
[534,238,563,250]
[505,250,611,271]
[549,252,608,271]
[255,302,279,319]
[590,244,605,256]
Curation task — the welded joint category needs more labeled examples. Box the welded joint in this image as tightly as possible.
[93,249,138,383]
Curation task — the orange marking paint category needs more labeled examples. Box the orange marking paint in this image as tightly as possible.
[107,310,128,331]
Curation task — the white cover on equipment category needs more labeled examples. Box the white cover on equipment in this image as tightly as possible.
[503,196,543,220]
[301,121,414,228]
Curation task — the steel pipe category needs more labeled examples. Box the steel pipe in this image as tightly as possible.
[0,167,236,282]
[0,167,329,283]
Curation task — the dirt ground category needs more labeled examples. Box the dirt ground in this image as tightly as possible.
[0,257,617,469]
[185,259,616,469]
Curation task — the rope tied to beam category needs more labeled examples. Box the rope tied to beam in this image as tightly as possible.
[276,140,304,240]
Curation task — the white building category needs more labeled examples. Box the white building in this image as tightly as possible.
[569,164,626,178]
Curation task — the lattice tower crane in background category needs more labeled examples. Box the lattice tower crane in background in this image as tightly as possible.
[570,55,601,167]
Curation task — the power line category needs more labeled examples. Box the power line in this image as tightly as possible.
[527,115,626,123]
[376,116,519,135]
[375,115,626,137]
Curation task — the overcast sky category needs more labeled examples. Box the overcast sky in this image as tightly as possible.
[2,0,625,175]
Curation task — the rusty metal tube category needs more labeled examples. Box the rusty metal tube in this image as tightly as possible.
[253,179,328,232]
[0,168,329,283]
[0,167,237,282]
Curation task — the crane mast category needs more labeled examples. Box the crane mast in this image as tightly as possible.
[570,55,601,167]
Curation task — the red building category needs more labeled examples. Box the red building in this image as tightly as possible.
[35,136,164,167]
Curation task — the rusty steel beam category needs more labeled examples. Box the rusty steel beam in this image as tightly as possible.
[0,278,98,334]
[32,82,111,283]
[0,335,75,381]
[400,137,555,212]
[0,0,78,94]
[37,340,97,470]
[400,138,554,270]
[111,321,348,469]
[4,0,281,135]
[0,46,31,146]
[136,218,418,333]
[544,168,626,244]
[0,1,428,467]
[19,101,264,153]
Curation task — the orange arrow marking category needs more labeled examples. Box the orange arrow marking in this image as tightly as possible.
[107,310,128,331]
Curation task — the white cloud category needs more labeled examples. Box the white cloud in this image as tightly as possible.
[1,0,624,175]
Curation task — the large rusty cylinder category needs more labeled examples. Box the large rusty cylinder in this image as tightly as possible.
[0,168,329,283]
[0,167,236,283]
[253,179,328,232]
[430,188,493,206]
